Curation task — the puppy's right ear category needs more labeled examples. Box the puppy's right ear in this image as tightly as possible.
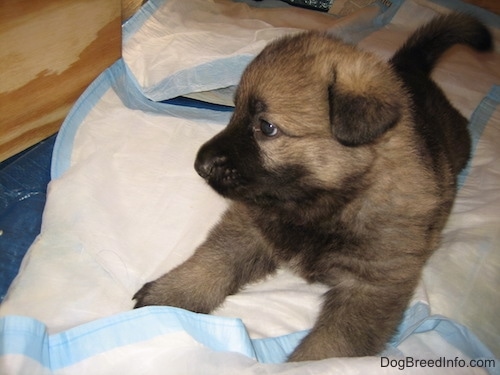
[328,56,403,147]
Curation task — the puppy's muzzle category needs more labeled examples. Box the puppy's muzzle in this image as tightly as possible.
[194,139,242,196]
[195,130,228,180]
[194,151,228,180]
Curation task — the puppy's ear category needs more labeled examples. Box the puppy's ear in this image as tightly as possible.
[328,58,403,147]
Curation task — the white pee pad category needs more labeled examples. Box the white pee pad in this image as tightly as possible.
[1,0,499,374]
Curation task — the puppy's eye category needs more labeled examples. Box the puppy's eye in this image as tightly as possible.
[257,120,279,137]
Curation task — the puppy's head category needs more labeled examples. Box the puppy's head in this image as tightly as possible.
[195,32,407,205]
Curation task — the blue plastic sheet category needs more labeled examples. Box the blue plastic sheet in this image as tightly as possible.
[0,135,56,301]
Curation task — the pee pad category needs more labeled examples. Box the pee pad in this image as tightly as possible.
[1,0,499,374]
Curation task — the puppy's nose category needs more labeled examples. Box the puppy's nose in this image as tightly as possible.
[194,149,227,180]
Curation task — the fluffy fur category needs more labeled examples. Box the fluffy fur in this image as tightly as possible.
[134,13,492,361]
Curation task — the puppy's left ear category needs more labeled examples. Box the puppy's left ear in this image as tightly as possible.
[328,58,403,147]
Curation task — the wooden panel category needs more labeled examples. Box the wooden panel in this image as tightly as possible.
[0,0,121,162]
[464,0,500,15]
[122,0,145,22]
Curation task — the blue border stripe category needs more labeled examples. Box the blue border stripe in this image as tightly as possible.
[1,302,496,370]
[46,307,257,370]
[110,60,233,121]
[50,65,115,180]
[0,308,257,370]
[373,0,404,26]
[0,317,51,367]
[458,85,500,188]
[122,0,166,44]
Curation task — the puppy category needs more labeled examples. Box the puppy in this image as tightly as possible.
[134,13,492,361]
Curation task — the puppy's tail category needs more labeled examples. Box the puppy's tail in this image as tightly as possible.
[390,13,492,76]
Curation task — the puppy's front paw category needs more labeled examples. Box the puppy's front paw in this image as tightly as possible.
[133,281,158,308]
[132,275,215,313]
[132,256,231,313]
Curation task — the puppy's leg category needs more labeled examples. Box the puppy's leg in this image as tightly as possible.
[134,205,276,313]
[288,285,410,361]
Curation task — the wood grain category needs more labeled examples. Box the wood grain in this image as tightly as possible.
[0,0,121,162]
[122,0,145,21]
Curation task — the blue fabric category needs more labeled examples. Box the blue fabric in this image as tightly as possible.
[0,135,56,302]
[458,85,500,188]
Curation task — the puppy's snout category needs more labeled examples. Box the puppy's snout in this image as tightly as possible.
[194,146,227,180]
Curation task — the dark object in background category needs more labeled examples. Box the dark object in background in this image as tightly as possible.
[280,0,332,12]
[252,0,333,12]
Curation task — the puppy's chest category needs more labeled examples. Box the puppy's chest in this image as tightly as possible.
[254,212,351,261]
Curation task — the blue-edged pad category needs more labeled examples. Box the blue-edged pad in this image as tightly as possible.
[0,302,497,370]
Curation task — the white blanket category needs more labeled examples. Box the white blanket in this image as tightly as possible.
[1,0,499,374]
